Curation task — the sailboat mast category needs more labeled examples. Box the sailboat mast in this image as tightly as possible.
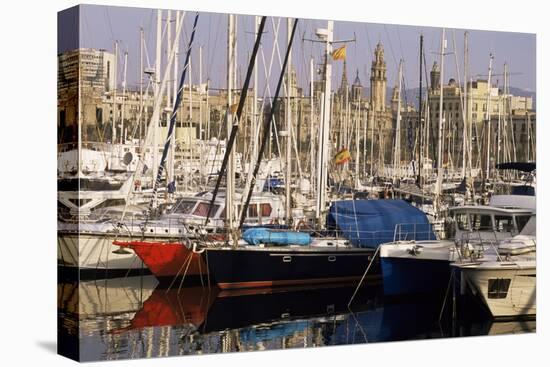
[252,16,259,170]
[435,29,446,213]
[199,45,203,141]
[484,53,494,188]
[166,10,172,109]
[168,11,181,189]
[462,31,472,183]
[112,40,118,144]
[527,111,531,161]
[355,101,361,188]
[462,32,469,179]
[497,97,502,165]
[468,76,473,176]
[285,18,293,224]
[120,51,128,144]
[226,14,236,231]
[502,63,510,161]
[370,112,374,177]
[315,20,333,222]
[153,9,162,186]
[139,27,144,141]
[393,60,403,183]
[310,57,316,195]
[77,53,82,174]
[417,34,423,187]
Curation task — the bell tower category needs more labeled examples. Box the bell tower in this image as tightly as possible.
[351,69,363,101]
[430,61,440,91]
[339,59,349,104]
[370,42,387,112]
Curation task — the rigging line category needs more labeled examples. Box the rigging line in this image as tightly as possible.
[104,7,116,43]
[266,18,284,160]
[142,10,155,69]
[124,10,189,228]
[422,44,436,161]
[147,10,194,209]
[258,29,282,160]
[238,18,300,230]
[143,38,152,70]
[394,30,410,111]
[206,13,213,75]
[271,19,296,175]
[383,24,399,77]
[204,16,268,227]
[363,23,373,85]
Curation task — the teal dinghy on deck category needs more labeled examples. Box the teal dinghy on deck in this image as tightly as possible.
[243,228,312,246]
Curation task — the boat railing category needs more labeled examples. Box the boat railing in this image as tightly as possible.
[455,230,503,263]
[105,214,191,242]
[392,222,437,242]
[300,225,396,247]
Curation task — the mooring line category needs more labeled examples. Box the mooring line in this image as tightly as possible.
[348,246,380,307]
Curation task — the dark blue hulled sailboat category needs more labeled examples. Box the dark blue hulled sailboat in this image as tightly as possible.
[205,200,436,290]
[328,199,444,297]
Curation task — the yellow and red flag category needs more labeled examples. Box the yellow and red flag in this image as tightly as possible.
[334,148,351,165]
[332,45,346,61]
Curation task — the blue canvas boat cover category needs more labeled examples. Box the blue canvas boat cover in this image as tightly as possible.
[327,199,436,248]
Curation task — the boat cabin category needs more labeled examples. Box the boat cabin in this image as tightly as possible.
[448,206,533,243]
[165,191,286,231]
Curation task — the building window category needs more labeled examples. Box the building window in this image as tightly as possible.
[455,102,460,110]
[106,61,111,90]
[59,110,66,127]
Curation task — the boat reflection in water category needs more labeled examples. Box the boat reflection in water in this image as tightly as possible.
[58,275,536,362]
[57,275,158,361]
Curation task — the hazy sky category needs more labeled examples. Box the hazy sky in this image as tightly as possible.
[61,4,536,100]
